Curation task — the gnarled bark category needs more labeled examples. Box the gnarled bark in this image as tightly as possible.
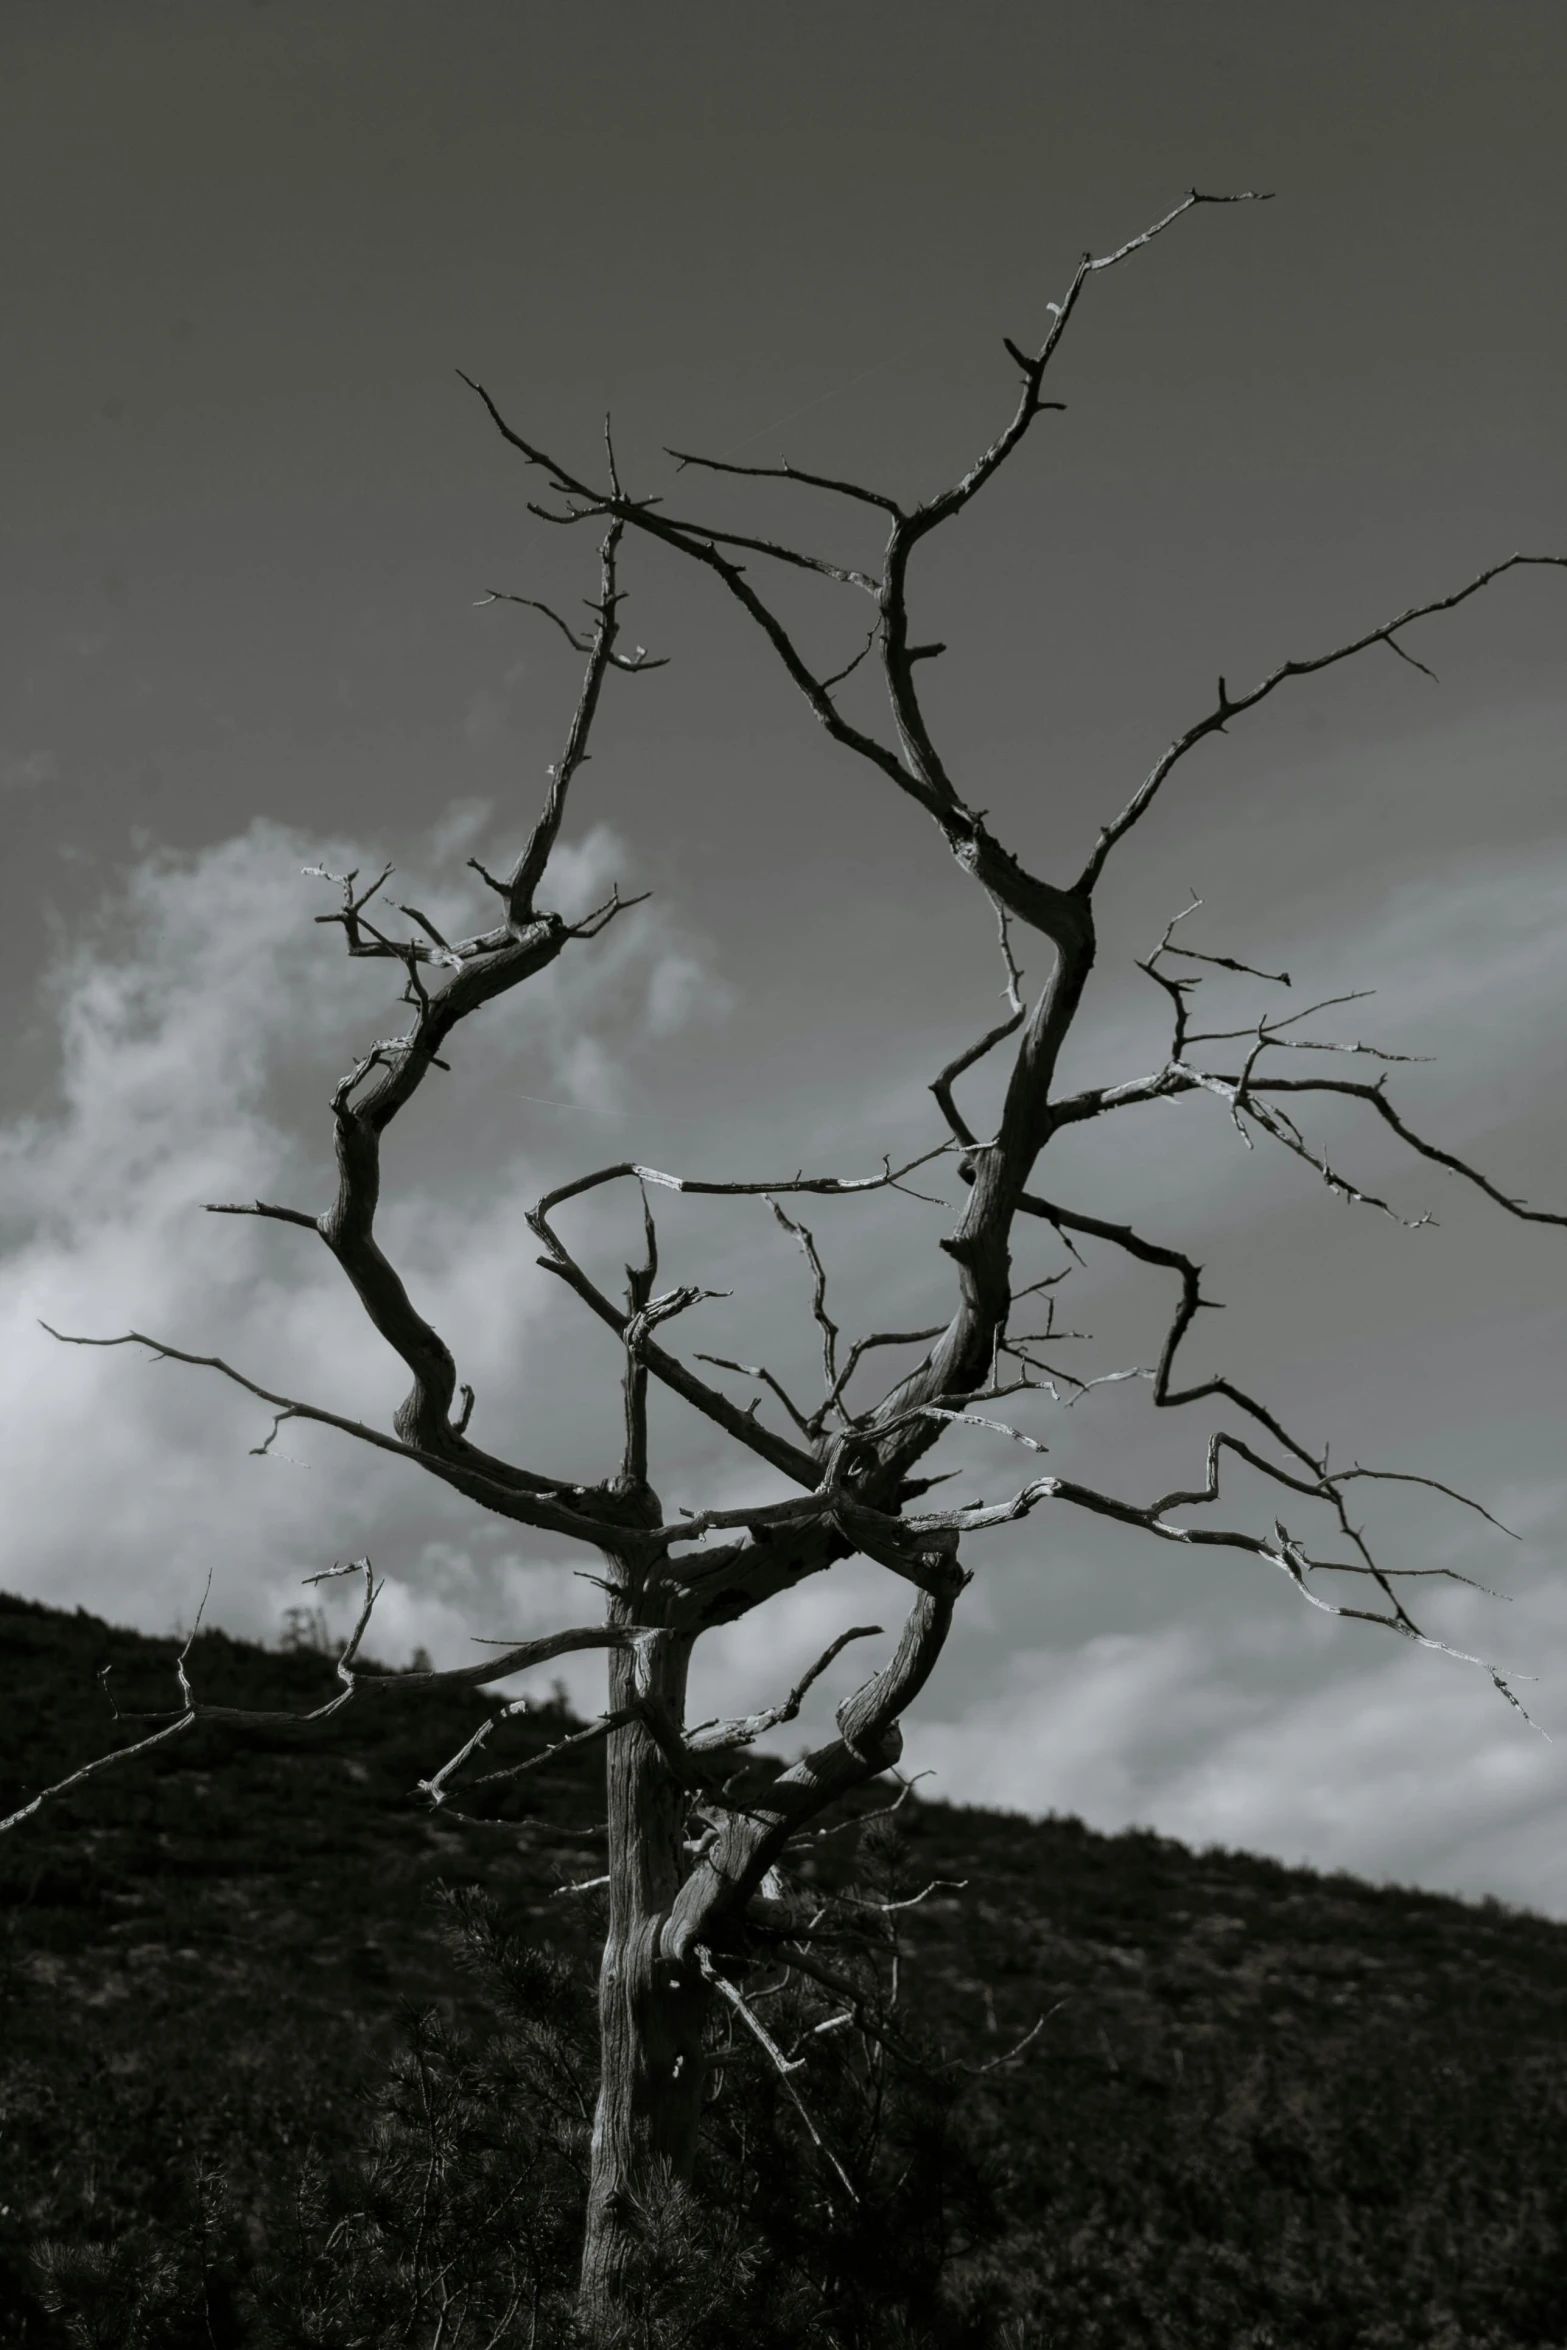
[579,1598,711,2330]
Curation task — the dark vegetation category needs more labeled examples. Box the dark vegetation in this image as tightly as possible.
[4,1588,1566,2348]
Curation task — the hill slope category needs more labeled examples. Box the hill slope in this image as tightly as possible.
[3,1590,1565,2346]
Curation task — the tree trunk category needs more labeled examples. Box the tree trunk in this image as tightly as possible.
[578,1602,710,2337]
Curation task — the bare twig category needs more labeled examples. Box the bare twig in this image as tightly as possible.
[665,445,904,518]
[932,893,1027,1146]
[38,1324,632,1547]
[690,1626,884,1754]
[950,2004,1067,2076]
[1079,555,1567,890]
[767,1197,840,1392]
[696,1947,861,2201]
[1,1707,196,1836]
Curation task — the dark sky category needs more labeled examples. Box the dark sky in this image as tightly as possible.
[3,0,1565,1910]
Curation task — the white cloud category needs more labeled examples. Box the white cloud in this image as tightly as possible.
[5,807,1563,1921]
[901,1563,1567,1916]
[0,815,729,1657]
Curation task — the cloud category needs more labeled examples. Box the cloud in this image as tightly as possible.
[901,1557,1567,1916]
[1026,831,1567,1296]
[1257,848,1567,1153]
[0,814,729,1658]
[5,807,1561,1920]
[645,951,719,1037]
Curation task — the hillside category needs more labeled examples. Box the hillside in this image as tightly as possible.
[3,1588,1565,2346]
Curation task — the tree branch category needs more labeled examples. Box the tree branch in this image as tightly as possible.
[524,1150,958,1486]
[688,1625,884,1755]
[899,1471,1537,1722]
[663,1554,968,1961]
[618,1187,659,1493]
[930,892,1027,1146]
[2,1559,648,1836]
[767,1197,840,1393]
[665,445,905,518]
[1078,554,1567,891]
[38,1324,643,1547]
[205,1199,320,1230]
[1239,1073,1567,1226]
[288,528,657,1485]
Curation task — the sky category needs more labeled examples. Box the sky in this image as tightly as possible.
[3,0,1565,1912]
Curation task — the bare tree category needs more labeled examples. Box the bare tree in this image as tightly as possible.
[21,192,1567,2338]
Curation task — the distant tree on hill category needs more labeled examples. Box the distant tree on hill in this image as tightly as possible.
[21,190,1567,2341]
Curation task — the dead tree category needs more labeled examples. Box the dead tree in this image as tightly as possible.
[23,192,1567,2337]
